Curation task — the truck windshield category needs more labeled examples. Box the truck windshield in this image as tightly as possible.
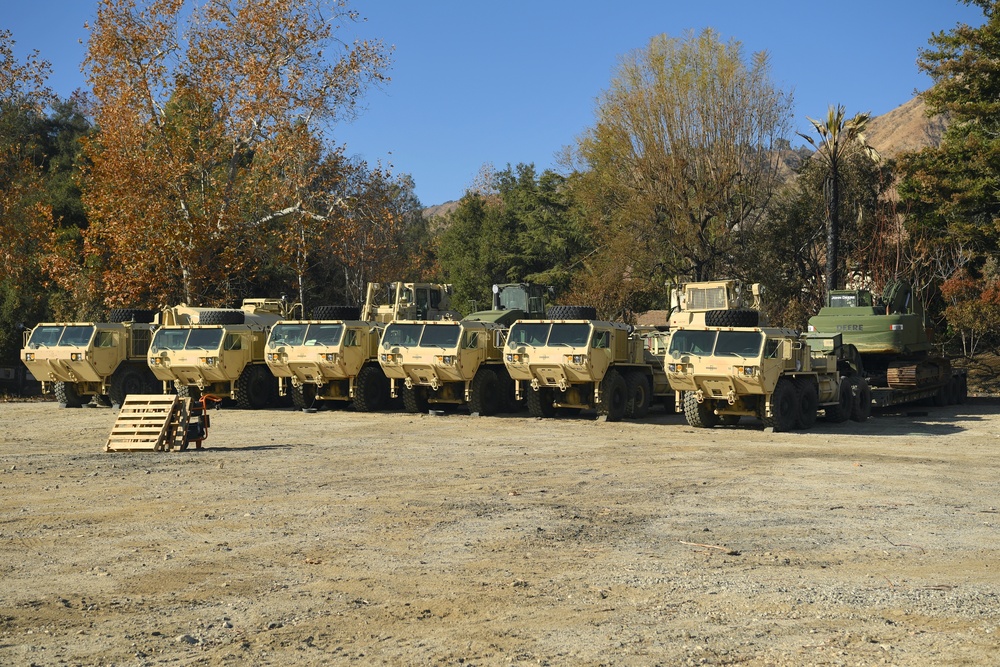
[714,331,763,357]
[269,323,309,347]
[26,325,66,348]
[185,328,223,350]
[419,324,460,347]
[58,325,96,347]
[508,323,551,347]
[548,323,591,347]
[668,330,718,356]
[382,323,423,348]
[150,328,223,351]
[306,324,344,346]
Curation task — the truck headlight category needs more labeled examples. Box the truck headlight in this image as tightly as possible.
[323,353,338,363]
[564,354,585,365]
[24,353,34,361]
[381,353,396,363]
[506,353,524,363]
[734,365,758,376]
[436,355,455,365]
[71,353,82,361]
[199,356,218,366]
[668,363,688,373]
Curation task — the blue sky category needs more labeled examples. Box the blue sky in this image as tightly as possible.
[4,1,986,206]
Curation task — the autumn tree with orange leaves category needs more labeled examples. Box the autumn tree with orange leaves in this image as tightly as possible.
[75,0,390,308]
[0,29,56,362]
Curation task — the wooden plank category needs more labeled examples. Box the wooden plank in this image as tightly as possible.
[105,394,178,452]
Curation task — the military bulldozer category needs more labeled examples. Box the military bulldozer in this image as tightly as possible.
[21,309,161,408]
[807,279,967,408]
[148,298,301,409]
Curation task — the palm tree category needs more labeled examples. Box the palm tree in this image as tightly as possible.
[797,105,880,296]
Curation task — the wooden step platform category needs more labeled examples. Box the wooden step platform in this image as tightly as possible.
[105,394,191,452]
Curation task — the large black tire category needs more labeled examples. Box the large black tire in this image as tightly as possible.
[199,310,245,325]
[402,385,429,414]
[468,367,502,416]
[235,364,275,409]
[795,377,819,430]
[109,364,151,408]
[312,305,361,321]
[597,369,627,422]
[704,309,759,328]
[353,364,388,412]
[546,305,597,320]
[526,387,556,418]
[624,371,651,419]
[496,368,521,413]
[107,308,157,324]
[683,391,719,428]
[55,382,84,408]
[176,383,201,402]
[291,383,317,410]
[763,378,798,432]
[850,377,872,422]
[824,378,853,423]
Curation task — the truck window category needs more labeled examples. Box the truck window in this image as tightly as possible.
[429,290,442,309]
[548,323,590,347]
[344,329,359,346]
[419,324,460,348]
[59,325,96,347]
[309,324,344,346]
[508,322,551,347]
[95,331,117,348]
[668,330,718,356]
[463,331,479,349]
[151,328,189,352]
[224,333,242,351]
[764,339,781,359]
[383,323,423,347]
[591,330,610,349]
[186,329,223,350]
[714,331,763,357]
[27,326,64,348]
[269,323,308,347]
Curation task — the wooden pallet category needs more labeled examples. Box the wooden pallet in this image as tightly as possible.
[105,395,190,452]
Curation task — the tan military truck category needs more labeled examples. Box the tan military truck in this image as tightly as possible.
[21,308,160,408]
[503,310,671,421]
[668,279,765,328]
[664,324,864,431]
[360,282,461,323]
[378,319,513,415]
[264,283,459,410]
[148,298,300,409]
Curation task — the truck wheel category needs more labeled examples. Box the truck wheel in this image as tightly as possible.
[402,386,428,413]
[545,305,597,320]
[526,387,556,418]
[353,364,388,412]
[704,309,759,328]
[850,378,872,422]
[824,379,853,423]
[469,368,501,416]
[176,383,201,402]
[199,310,245,325]
[291,383,317,410]
[624,371,651,419]
[795,378,819,429]
[109,365,147,408]
[312,305,361,320]
[683,391,718,428]
[236,365,275,409]
[763,378,798,432]
[597,369,627,421]
[55,382,84,408]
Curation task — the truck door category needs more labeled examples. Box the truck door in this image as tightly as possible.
[590,327,611,379]
[91,329,121,377]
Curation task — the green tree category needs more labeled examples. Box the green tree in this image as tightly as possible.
[898,0,1000,260]
[435,164,591,313]
[567,29,791,316]
[797,105,880,296]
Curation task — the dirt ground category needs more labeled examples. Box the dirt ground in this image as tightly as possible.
[1,397,999,667]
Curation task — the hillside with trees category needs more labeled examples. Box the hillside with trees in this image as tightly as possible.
[2,0,1000,387]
